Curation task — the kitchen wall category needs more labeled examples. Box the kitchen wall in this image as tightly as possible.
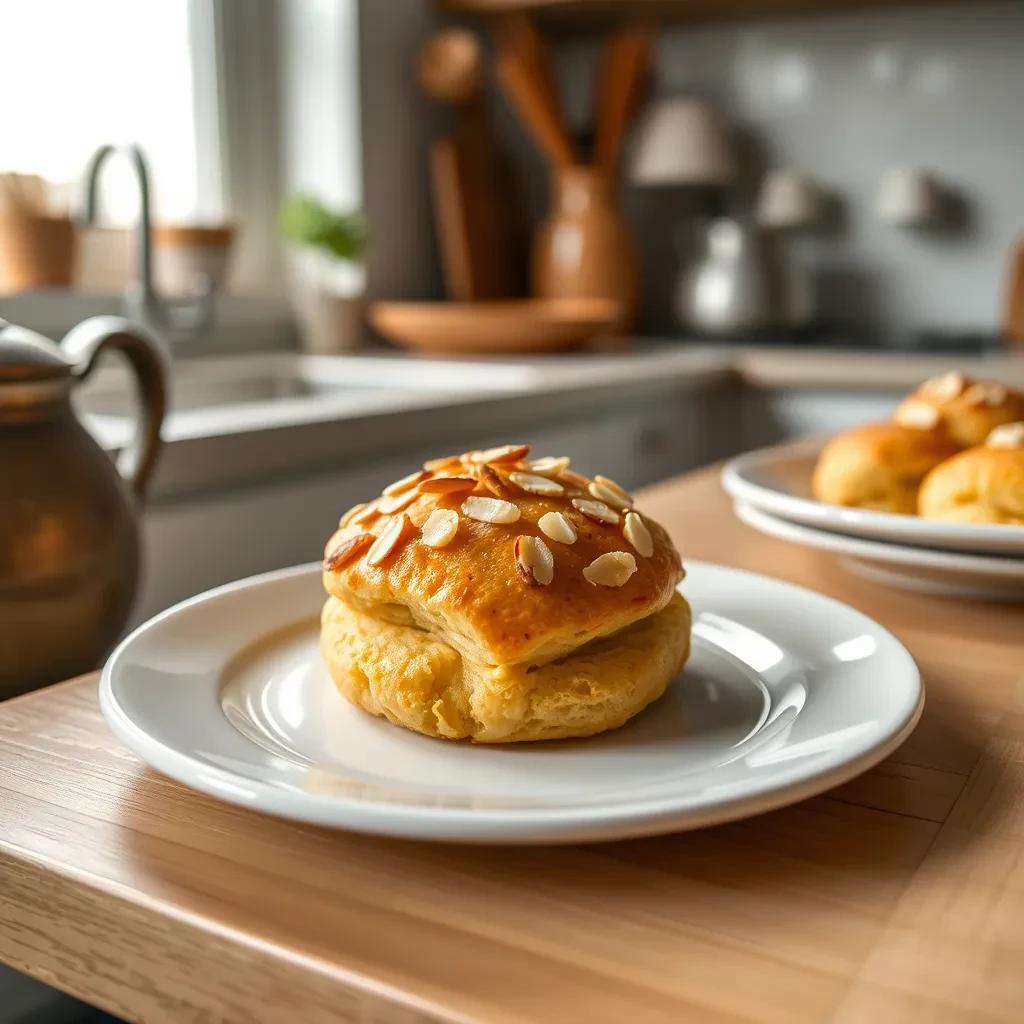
[551,0,1024,343]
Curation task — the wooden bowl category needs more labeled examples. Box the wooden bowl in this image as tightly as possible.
[368,299,621,355]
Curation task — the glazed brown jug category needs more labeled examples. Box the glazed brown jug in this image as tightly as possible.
[531,165,638,332]
[0,316,166,697]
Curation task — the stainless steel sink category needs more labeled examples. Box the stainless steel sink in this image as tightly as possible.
[78,369,389,417]
[75,350,525,447]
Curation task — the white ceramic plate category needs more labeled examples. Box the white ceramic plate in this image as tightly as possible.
[100,562,923,844]
[723,440,1024,556]
[736,501,1024,601]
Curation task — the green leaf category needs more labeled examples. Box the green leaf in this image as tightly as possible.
[279,194,367,263]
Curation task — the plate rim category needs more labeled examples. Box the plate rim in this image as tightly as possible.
[100,561,925,844]
[722,439,1024,554]
[734,500,1024,576]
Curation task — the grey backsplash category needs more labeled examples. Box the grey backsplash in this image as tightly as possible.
[544,0,1024,345]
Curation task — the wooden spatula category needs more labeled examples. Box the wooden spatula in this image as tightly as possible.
[593,24,654,175]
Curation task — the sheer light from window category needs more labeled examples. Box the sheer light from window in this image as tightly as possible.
[2,0,201,224]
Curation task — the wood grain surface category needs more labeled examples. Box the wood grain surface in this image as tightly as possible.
[1,466,1022,1023]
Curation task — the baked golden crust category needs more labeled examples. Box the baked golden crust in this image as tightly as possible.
[918,439,1024,525]
[322,448,684,668]
[320,591,691,743]
[894,372,1024,448]
[811,421,961,514]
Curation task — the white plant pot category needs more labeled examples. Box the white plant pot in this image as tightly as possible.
[287,247,366,354]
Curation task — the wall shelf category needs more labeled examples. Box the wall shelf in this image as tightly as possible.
[443,0,957,31]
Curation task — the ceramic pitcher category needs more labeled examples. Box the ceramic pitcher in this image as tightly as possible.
[0,316,166,697]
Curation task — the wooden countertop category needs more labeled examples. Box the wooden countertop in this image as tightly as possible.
[1,466,1022,1023]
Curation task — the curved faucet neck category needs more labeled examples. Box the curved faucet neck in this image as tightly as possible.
[80,143,214,338]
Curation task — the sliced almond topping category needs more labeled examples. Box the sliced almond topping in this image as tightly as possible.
[582,551,637,588]
[594,474,634,506]
[538,510,577,545]
[572,497,620,524]
[461,496,521,524]
[342,501,379,527]
[986,421,1024,449]
[469,444,531,464]
[985,384,1008,406]
[419,475,477,495]
[421,508,459,547]
[559,468,591,491]
[509,471,565,497]
[965,382,1007,408]
[477,463,510,498]
[378,489,419,514]
[424,454,463,472]
[339,502,368,528]
[623,511,654,557]
[895,400,940,430]
[527,456,570,477]
[324,532,373,570]
[366,514,411,566]
[920,370,965,402]
[963,384,985,407]
[588,480,631,510]
[383,469,429,496]
[514,535,554,586]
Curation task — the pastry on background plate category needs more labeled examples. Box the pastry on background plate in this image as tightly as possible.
[811,420,961,514]
[893,371,1024,448]
[320,446,690,743]
[918,422,1024,525]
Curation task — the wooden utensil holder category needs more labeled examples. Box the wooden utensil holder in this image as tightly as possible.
[531,165,637,331]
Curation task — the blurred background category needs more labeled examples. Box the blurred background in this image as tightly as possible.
[6,0,1024,343]
[1,1,1023,1014]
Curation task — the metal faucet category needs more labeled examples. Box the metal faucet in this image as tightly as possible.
[80,144,215,336]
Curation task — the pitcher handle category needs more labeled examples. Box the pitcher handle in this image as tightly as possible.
[62,316,168,501]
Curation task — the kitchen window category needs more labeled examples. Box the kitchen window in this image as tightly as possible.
[0,0,306,295]
[3,0,221,224]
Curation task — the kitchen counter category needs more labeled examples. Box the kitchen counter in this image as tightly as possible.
[725,343,1024,390]
[81,348,734,502]
[79,342,1024,504]
[1,465,1021,1023]
[77,340,1024,623]
[334,339,1024,391]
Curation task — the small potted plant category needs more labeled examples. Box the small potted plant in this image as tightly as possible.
[280,194,367,354]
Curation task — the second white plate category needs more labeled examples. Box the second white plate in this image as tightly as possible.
[736,500,1024,601]
[100,561,923,844]
[723,440,1024,556]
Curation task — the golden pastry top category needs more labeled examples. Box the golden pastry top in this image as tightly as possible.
[321,445,684,667]
[919,425,1024,524]
[895,373,1024,448]
[987,422,1024,450]
[811,420,962,514]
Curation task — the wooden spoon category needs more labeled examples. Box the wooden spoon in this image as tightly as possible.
[593,24,654,174]
[416,28,482,106]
